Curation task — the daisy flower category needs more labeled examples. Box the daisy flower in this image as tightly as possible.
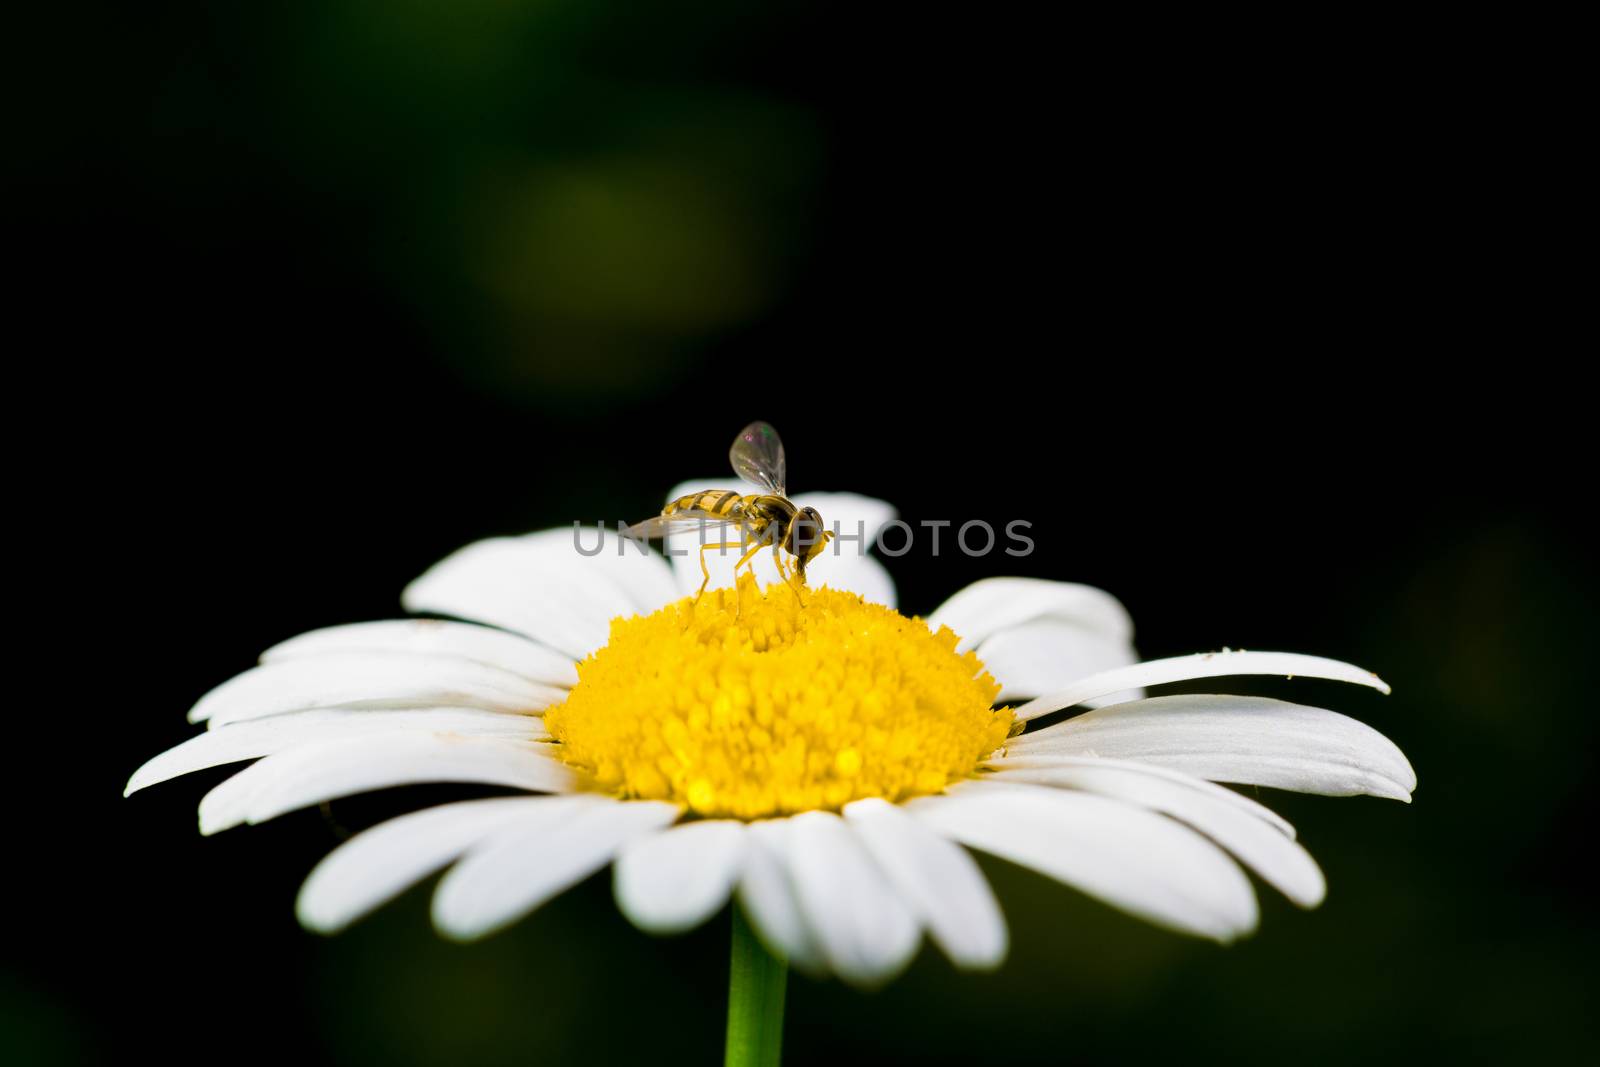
[126,487,1413,1064]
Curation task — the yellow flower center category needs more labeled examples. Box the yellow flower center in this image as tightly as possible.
[543,574,1012,819]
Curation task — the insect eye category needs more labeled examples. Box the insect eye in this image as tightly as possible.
[793,511,825,553]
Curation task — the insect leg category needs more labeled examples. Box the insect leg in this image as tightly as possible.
[774,543,807,604]
[733,540,765,577]
[697,541,745,601]
[716,540,762,620]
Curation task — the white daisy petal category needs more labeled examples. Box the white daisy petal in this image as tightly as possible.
[777,810,922,988]
[1014,649,1392,721]
[126,707,540,796]
[738,820,826,976]
[987,754,1297,838]
[985,757,1323,906]
[613,820,747,935]
[262,619,579,688]
[432,800,680,941]
[843,798,1007,970]
[198,733,579,835]
[534,526,685,613]
[189,653,561,728]
[403,529,679,658]
[805,553,897,608]
[925,578,1135,654]
[1010,695,1416,801]
[975,619,1142,705]
[910,781,1259,943]
[296,795,594,934]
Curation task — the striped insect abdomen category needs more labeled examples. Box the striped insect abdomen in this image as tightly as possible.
[664,490,746,518]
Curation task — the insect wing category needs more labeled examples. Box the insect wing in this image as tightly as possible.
[624,513,744,542]
[729,421,786,495]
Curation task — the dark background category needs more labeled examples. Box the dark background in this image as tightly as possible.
[9,3,1593,1064]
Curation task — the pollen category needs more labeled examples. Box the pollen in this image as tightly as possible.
[543,574,1012,819]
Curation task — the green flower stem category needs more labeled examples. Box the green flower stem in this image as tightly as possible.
[725,906,788,1067]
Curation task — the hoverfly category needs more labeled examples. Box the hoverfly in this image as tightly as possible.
[627,421,832,599]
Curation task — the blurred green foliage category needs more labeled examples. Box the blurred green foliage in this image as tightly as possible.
[135,0,821,399]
